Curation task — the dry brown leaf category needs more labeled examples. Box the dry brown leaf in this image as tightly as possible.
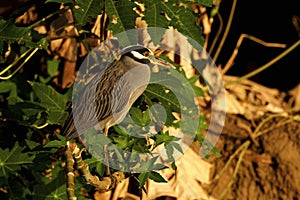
[224,75,287,120]
[61,60,76,89]
[15,5,38,25]
[145,146,215,200]
[289,83,300,111]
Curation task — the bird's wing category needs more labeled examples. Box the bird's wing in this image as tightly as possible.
[62,60,150,139]
[109,64,151,124]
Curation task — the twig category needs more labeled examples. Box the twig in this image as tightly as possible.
[66,142,77,200]
[27,6,70,29]
[72,144,126,192]
[224,39,300,87]
[208,13,223,55]
[212,0,237,62]
[32,123,49,129]
[222,34,286,75]
[218,141,250,200]
[212,141,250,182]
[0,48,38,80]
[252,113,296,138]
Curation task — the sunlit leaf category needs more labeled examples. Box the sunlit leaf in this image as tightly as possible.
[138,171,167,188]
[141,0,205,48]
[129,107,151,127]
[148,171,167,183]
[188,75,204,96]
[105,0,139,45]
[73,0,103,26]
[195,133,221,158]
[181,0,213,7]
[138,172,149,188]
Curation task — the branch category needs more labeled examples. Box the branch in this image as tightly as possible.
[224,39,300,87]
[222,34,286,75]
[72,144,126,193]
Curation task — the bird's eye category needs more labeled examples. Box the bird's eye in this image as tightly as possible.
[143,51,150,57]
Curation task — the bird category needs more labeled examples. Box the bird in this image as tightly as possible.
[61,45,172,173]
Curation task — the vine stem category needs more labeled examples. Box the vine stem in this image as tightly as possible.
[208,13,223,55]
[0,48,38,80]
[222,34,286,75]
[212,0,237,62]
[224,39,300,87]
[218,141,250,200]
[27,6,70,29]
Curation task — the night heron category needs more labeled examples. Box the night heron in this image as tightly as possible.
[62,45,172,173]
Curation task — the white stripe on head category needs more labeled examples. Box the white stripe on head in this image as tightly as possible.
[130,50,148,60]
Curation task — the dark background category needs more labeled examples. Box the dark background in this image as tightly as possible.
[214,0,300,91]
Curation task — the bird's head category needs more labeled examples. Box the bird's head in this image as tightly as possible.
[121,45,175,68]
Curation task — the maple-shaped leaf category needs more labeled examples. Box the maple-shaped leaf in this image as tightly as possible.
[73,0,104,26]
[29,81,69,125]
[0,19,48,49]
[0,142,35,177]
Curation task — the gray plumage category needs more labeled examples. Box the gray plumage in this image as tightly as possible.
[62,45,154,140]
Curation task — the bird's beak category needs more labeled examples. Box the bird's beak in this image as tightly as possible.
[148,55,176,69]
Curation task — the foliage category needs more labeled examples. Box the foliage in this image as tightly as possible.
[0,0,216,199]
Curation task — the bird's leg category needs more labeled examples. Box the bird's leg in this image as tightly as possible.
[104,126,111,176]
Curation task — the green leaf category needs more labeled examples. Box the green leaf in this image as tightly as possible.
[47,110,69,125]
[195,133,221,158]
[46,0,74,3]
[129,107,151,127]
[113,133,130,149]
[138,170,167,187]
[43,140,66,148]
[171,142,184,154]
[105,0,139,45]
[188,75,204,96]
[73,0,103,26]
[148,171,167,183]
[55,133,68,142]
[143,1,169,45]
[25,139,40,150]
[155,131,178,145]
[0,81,17,97]
[32,166,71,200]
[7,96,23,105]
[171,161,177,170]
[144,84,179,126]
[85,157,106,177]
[0,142,35,177]
[0,19,48,49]
[168,3,204,48]
[46,59,59,77]
[180,0,213,7]
[9,101,46,116]
[29,81,68,125]
[198,0,213,7]
[142,1,205,48]
[138,172,149,188]
[135,156,159,172]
